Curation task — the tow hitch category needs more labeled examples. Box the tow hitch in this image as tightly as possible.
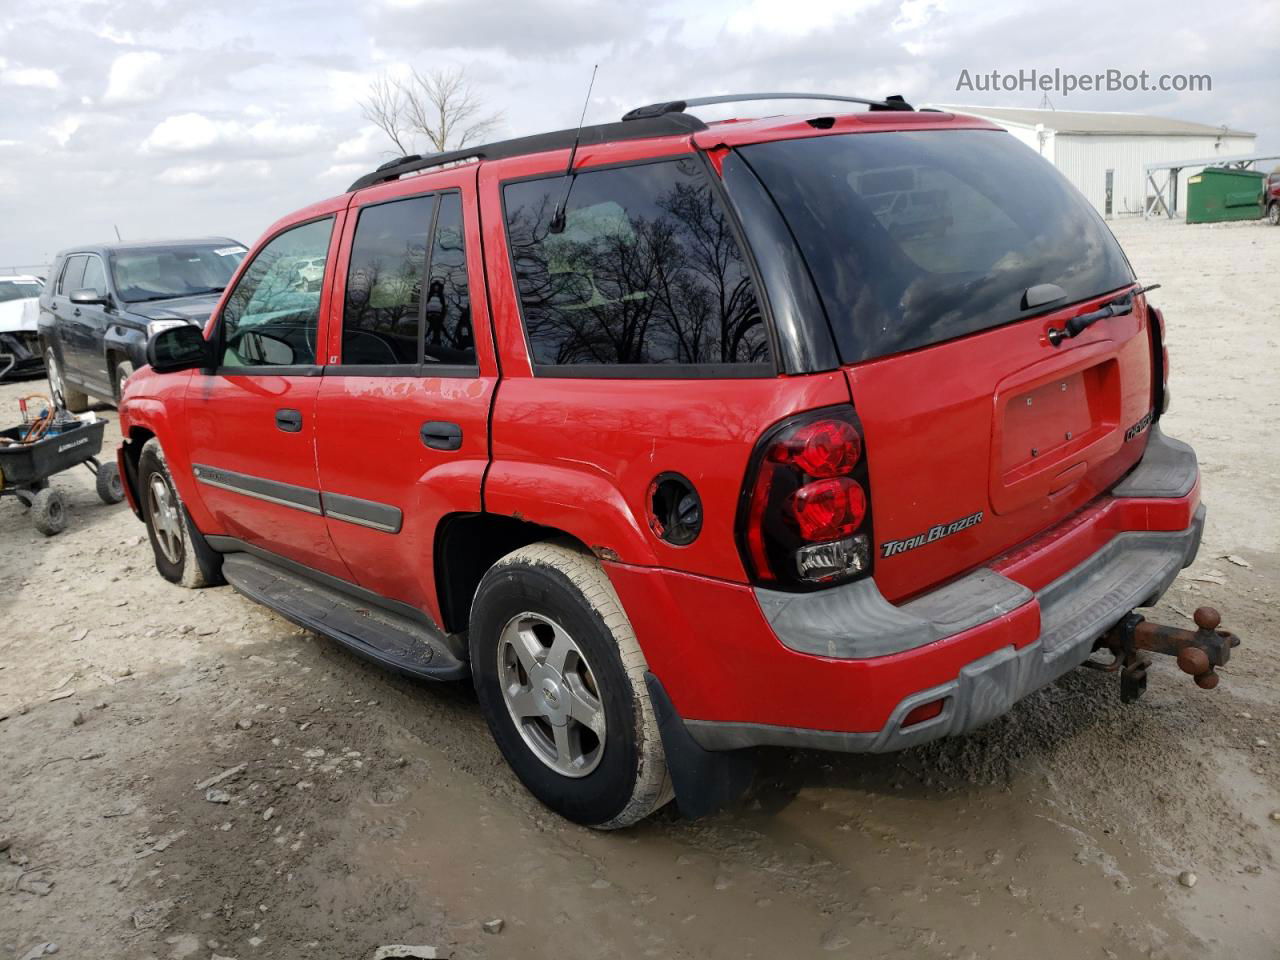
[1086,606,1241,703]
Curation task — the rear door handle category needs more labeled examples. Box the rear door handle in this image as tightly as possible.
[420,421,462,451]
[275,408,303,433]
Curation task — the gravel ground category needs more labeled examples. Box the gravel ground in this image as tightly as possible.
[1,217,1277,960]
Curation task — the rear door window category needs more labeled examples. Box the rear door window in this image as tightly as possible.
[737,130,1135,364]
[503,158,771,374]
[343,194,434,368]
[422,193,475,367]
[340,190,477,371]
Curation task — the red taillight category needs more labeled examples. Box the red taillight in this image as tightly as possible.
[737,406,874,589]
[769,419,862,478]
[788,477,867,540]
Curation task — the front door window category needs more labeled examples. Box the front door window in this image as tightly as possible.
[220,218,334,369]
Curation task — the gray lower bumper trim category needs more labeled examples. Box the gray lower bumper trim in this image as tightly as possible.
[755,567,1032,659]
[1112,425,1197,499]
[687,505,1205,754]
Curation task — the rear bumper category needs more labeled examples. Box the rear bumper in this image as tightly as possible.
[609,426,1203,753]
[686,505,1202,752]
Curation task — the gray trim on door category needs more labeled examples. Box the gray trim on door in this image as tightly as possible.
[193,463,403,534]
[321,492,403,533]
[192,464,323,515]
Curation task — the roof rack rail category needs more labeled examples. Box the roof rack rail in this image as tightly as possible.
[346,113,708,192]
[621,92,913,122]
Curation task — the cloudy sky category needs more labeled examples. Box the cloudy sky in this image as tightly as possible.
[0,0,1274,268]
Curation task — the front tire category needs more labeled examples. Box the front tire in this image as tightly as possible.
[1268,201,1280,226]
[471,542,672,829]
[138,438,223,588]
[45,348,89,413]
[112,359,135,404]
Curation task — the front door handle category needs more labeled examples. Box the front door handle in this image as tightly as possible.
[275,408,303,433]
[420,421,462,451]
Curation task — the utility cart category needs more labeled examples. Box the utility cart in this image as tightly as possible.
[0,396,124,535]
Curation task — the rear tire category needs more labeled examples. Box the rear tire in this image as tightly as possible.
[471,542,672,829]
[44,347,88,413]
[1269,202,1280,226]
[138,438,223,588]
[95,461,124,504]
[31,487,68,536]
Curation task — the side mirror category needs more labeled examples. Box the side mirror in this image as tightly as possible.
[70,288,107,306]
[147,324,211,374]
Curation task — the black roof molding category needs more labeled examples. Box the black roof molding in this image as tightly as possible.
[346,113,708,192]
[621,92,914,122]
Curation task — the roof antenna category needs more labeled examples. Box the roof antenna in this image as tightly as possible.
[113,224,123,241]
[549,63,597,234]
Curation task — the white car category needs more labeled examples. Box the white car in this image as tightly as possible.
[0,274,45,379]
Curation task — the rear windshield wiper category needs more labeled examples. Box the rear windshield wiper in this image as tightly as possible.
[1048,283,1161,347]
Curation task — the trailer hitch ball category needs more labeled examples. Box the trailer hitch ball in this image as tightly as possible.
[1094,605,1240,701]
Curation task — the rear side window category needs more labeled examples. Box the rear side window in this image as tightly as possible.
[737,130,1135,364]
[221,218,333,369]
[503,158,770,373]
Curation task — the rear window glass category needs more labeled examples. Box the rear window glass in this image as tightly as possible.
[738,130,1134,364]
[503,158,770,371]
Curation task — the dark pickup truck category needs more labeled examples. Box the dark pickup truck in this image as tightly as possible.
[38,238,246,409]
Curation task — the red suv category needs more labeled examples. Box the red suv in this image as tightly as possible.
[118,93,1205,828]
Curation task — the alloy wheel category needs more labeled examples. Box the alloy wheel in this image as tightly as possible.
[45,349,65,407]
[498,611,607,778]
[146,473,184,565]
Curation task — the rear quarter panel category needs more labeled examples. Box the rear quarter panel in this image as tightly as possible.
[484,374,851,578]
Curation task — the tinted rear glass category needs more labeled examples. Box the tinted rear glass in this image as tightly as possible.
[738,130,1134,364]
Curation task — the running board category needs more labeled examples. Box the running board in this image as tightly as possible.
[221,553,469,681]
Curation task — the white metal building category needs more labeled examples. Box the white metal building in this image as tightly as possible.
[929,105,1256,217]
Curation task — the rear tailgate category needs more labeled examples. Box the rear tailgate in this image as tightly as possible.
[732,125,1156,602]
[847,290,1153,602]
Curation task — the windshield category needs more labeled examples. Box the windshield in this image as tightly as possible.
[737,130,1134,364]
[109,243,247,303]
[0,279,42,303]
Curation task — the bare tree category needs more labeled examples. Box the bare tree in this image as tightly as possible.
[362,67,502,157]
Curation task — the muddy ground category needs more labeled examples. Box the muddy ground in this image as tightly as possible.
[1,218,1278,960]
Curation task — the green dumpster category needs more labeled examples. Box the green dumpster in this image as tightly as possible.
[1186,167,1265,224]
